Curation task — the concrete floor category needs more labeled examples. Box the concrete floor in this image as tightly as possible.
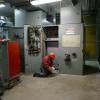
[2,73,100,100]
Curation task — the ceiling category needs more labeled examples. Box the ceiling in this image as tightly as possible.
[0,3,14,17]
[81,0,100,15]
[3,0,43,12]
[0,0,14,17]
[0,0,100,17]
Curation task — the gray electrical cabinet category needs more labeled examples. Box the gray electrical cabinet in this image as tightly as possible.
[43,24,83,75]
[24,25,43,73]
[59,24,83,75]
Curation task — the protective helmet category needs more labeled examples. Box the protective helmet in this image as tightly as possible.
[48,52,56,59]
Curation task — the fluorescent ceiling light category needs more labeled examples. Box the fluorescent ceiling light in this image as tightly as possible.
[0,4,5,8]
[31,0,62,5]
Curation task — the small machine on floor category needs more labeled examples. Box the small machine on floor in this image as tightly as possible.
[0,40,21,88]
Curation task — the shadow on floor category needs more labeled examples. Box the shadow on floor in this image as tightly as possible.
[83,65,100,75]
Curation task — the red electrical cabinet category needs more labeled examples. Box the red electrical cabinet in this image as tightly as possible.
[0,40,21,88]
[8,41,21,78]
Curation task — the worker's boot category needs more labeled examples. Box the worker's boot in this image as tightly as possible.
[0,98,2,100]
[0,87,4,96]
[0,91,4,96]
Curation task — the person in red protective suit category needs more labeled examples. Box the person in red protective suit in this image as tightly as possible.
[41,52,56,74]
[33,52,59,77]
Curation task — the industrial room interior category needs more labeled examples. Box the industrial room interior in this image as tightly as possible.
[0,0,100,100]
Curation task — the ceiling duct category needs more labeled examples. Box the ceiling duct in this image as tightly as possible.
[71,0,78,5]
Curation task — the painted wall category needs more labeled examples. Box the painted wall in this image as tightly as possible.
[84,26,96,59]
[83,16,96,60]
[96,8,100,63]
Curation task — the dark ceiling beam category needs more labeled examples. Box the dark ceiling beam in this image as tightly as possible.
[27,7,48,14]
[4,0,30,7]
[14,2,30,8]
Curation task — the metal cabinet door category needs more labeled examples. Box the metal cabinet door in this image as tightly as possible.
[59,24,83,75]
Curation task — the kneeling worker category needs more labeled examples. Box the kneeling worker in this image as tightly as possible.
[33,52,59,77]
